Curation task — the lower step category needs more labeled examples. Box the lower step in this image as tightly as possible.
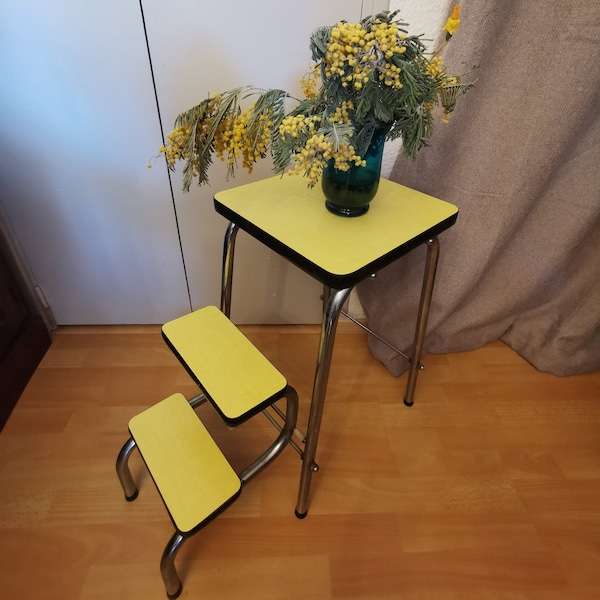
[129,392,241,534]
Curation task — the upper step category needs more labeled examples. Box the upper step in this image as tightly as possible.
[162,306,288,426]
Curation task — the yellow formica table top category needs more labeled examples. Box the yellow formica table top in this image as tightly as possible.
[214,175,458,288]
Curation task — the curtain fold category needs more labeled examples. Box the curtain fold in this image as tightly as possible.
[357,0,600,376]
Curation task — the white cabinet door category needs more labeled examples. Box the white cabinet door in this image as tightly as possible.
[144,0,365,324]
[0,1,190,324]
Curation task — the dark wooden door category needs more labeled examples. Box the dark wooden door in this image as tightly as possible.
[0,247,51,430]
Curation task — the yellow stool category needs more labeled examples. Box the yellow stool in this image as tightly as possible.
[116,306,298,599]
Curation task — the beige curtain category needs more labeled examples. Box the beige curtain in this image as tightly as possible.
[357,0,600,376]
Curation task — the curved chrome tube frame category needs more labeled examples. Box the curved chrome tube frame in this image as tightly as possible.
[220,221,239,317]
[116,385,298,599]
[160,532,185,599]
[115,436,138,501]
[239,386,299,484]
[156,386,298,598]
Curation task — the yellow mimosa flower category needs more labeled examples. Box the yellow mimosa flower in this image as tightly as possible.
[156,9,473,190]
[443,5,461,37]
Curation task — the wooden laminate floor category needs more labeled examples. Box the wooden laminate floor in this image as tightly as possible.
[0,324,599,599]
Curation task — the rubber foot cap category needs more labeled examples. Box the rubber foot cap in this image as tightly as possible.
[125,490,139,502]
[167,582,183,600]
[295,509,308,519]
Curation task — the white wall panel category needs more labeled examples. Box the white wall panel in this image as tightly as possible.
[0,1,190,324]
[0,1,401,326]
[381,0,450,178]
[144,0,365,324]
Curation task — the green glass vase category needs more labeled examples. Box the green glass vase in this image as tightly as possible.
[321,127,387,217]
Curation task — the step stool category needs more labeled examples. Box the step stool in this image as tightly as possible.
[116,306,299,599]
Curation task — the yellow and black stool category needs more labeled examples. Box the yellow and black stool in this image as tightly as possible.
[116,306,298,599]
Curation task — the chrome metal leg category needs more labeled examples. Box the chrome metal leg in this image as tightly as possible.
[239,385,299,484]
[160,532,186,599]
[187,393,207,409]
[295,286,352,518]
[115,436,138,501]
[404,237,440,407]
[321,284,331,313]
[220,222,239,318]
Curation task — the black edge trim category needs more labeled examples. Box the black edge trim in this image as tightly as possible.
[214,198,458,288]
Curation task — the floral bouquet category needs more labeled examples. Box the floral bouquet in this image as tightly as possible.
[156,6,472,191]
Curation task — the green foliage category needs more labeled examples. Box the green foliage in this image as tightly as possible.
[158,9,473,190]
[310,26,332,61]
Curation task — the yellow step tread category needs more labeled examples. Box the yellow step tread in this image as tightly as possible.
[162,306,287,424]
[129,393,241,534]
